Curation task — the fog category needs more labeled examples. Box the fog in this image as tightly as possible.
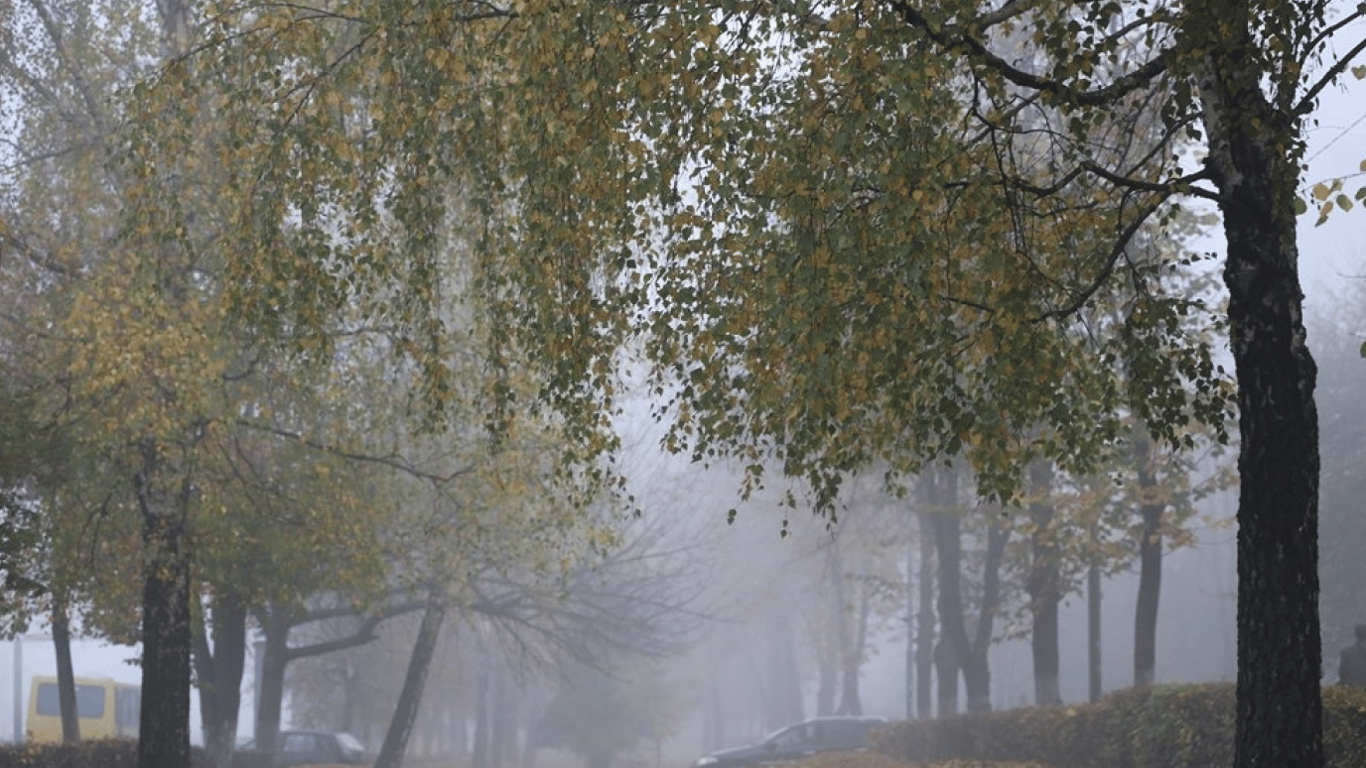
[1,42,1360,768]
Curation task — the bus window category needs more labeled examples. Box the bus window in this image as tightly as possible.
[114,686,140,737]
[35,683,106,718]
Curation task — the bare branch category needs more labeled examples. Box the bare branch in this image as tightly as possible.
[1295,31,1366,117]
[1035,196,1166,322]
[233,418,475,485]
[884,0,1175,107]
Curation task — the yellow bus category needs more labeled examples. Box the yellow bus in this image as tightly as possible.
[25,675,140,743]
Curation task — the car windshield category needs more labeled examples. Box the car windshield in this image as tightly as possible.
[336,732,365,753]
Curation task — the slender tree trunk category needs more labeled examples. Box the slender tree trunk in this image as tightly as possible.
[815,609,836,717]
[931,513,962,715]
[1087,552,1102,703]
[491,665,506,768]
[1133,437,1163,688]
[52,594,79,744]
[972,523,1008,712]
[472,662,490,768]
[503,683,520,764]
[374,593,447,768]
[915,510,935,719]
[905,518,916,720]
[1027,458,1061,705]
[136,443,193,768]
[194,590,248,768]
[1193,4,1323,764]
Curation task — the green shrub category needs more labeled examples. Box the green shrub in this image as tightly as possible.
[873,682,1366,768]
[0,739,211,768]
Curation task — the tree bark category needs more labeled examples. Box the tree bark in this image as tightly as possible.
[1087,547,1102,703]
[374,592,447,768]
[472,662,490,768]
[837,585,869,715]
[194,590,248,768]
[1193,2,1323,764]
[1027,458,1061,705]
[491,665,506,767]
[254,607,291,762]
[51,594,80,744]
[136,444,193,768]
[931,464,997,714]
[904,518,916,720]
[915,510,935,719]
[1133,438,1163,688]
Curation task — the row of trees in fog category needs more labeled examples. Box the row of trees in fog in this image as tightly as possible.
[0,2,1364,768]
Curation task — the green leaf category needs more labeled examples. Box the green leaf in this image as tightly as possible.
[1336,193,1354,212]
[1360,340,1366,358]
[1294,196,1309,215]
[1316,200,1335,225]
[1353,65,1366,80]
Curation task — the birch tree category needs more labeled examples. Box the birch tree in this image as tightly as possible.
[125,2,1366,767]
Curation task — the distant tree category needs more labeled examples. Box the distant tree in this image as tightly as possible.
[1312,271,1366,672]
[536,660,676,768]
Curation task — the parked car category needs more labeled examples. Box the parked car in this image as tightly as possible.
[239,730,370,767]
[693,716,888,768]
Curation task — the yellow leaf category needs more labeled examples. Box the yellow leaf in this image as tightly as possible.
[1312,182,1331,201]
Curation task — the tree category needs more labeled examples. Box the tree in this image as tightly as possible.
[1311,269,1366,676]
[131,2,1366,767]
[536,659,677,768]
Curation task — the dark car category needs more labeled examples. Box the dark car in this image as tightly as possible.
[693,717,888,768]
[240,730,370,767]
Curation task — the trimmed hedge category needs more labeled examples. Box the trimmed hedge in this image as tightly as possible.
[0,740,221,768]
[872,682,1366,768]
[0,739,143,768]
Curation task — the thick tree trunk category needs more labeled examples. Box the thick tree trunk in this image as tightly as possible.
[1133,438,1163,688]
[136,447,194,768]
[52,595,79,744]
[374,593,447,768]
[1194,4,1323,764]
[930,509,985,708]
[1027,458,1061,705]
[194,590,248,768]
[837,586,869,715]
[930,464,995,714]
[254,607,291,762]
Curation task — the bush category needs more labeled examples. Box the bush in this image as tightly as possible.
[0,739,212,768]
[873,683,1366,768]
